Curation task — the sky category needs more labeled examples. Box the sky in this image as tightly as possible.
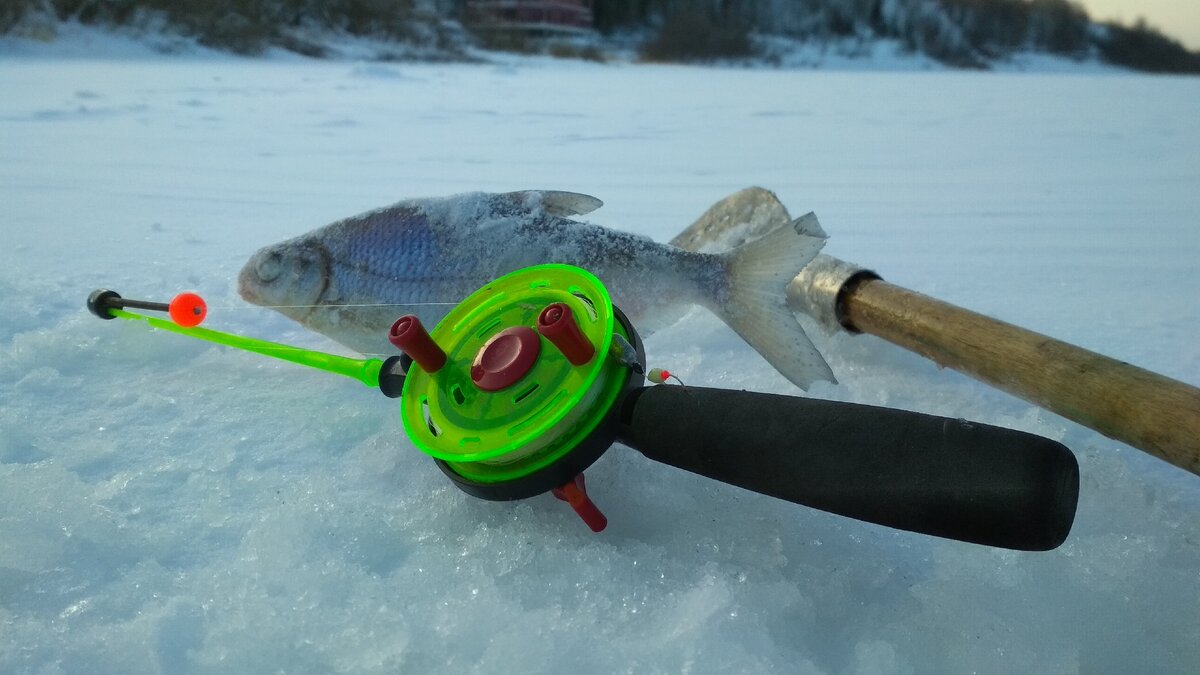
[1081,0,1200,50]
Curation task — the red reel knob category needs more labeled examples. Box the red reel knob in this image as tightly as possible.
[537,302,595,366]
[471,326,541,392]
[389,315,447,373]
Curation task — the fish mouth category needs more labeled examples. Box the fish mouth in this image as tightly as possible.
[236,261,264,305]
[236,242,331,322]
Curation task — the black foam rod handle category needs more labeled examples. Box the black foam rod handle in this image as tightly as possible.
[617,386,1078,551]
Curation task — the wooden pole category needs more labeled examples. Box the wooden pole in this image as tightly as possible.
[839,276,1200,477]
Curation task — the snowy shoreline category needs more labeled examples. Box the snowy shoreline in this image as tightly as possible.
[0,20,1135,76]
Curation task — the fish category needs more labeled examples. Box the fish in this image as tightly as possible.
[238,190,835,389]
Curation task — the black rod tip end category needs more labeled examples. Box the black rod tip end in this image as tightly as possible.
[87,289,121,320]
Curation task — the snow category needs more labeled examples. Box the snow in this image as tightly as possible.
[3,40,1200,674]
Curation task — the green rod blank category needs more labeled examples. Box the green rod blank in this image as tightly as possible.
[109,309,382,388]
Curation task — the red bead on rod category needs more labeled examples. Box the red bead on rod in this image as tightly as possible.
[537,302,595,366]
[168,292,207,327]
[389,315,447,373]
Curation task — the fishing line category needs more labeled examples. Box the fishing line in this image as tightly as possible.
[195,301,461,357]
[201,301,461,311]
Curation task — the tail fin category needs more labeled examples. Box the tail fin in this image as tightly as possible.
[713,212,835,389]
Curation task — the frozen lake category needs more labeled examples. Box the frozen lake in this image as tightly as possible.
[2,56,1199,673]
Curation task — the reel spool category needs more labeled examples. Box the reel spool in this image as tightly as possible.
[390,264,645,525]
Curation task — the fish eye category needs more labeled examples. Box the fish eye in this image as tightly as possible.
[256,252,282,283]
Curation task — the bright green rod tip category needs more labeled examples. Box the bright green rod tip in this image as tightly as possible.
[110,309,382,388]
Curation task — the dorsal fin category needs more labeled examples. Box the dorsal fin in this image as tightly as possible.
[538,190,603,217]
[495,190,603,218]
[403,191,604,239]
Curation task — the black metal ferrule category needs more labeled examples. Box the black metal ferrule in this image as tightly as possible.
[378,355,407,398]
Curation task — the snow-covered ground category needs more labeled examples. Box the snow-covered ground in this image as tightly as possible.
[2,47,1199,674]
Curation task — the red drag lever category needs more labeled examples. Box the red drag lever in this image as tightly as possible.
[552,474,607,532]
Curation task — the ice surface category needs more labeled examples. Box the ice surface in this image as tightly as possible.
[2,45,1199,674]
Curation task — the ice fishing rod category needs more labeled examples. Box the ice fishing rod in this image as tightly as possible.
[88,264,1079,550]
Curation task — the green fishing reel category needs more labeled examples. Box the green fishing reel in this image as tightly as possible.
[387,265,644,515]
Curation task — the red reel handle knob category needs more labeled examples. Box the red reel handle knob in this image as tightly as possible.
[388,315,447,373]
[537,302,595,366]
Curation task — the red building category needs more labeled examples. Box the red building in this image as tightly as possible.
[465,0,594,35]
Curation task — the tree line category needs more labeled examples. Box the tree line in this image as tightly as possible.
[3,0,1198,73]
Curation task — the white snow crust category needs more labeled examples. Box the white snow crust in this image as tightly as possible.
[2,41,1199,674]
